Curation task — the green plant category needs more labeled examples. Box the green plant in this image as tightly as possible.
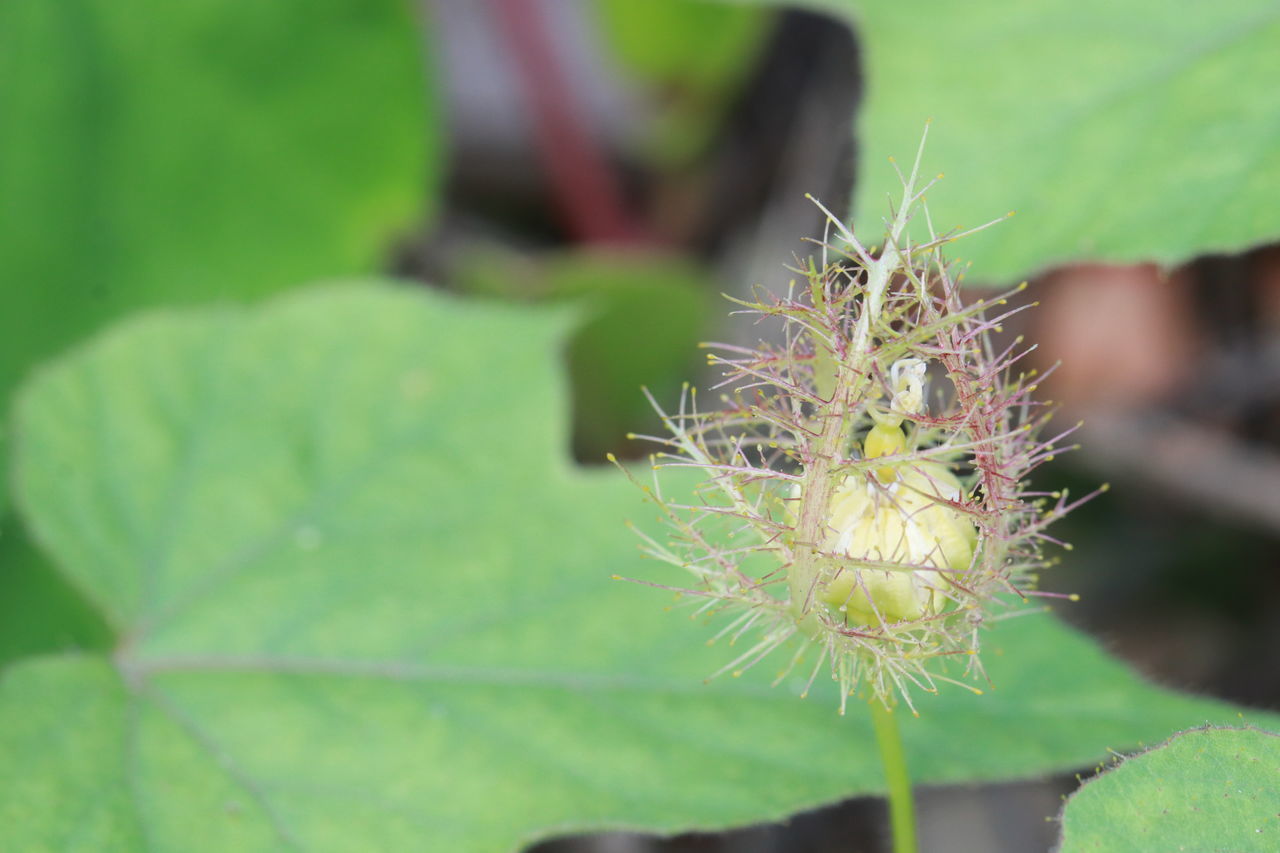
[0,282,1275,851]
[623,133,1086,710]
[618,131,1106,851]
[2,0,1279,850]
[1059,726,1280,852]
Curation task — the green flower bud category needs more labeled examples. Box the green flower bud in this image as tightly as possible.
[863,421,907,484]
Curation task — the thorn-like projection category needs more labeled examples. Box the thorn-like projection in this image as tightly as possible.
[613,133,1094,712]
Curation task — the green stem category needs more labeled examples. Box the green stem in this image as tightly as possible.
[869,700,917,853]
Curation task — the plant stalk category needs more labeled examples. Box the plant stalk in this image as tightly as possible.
[870,699,917,853]
[787,137,927,617]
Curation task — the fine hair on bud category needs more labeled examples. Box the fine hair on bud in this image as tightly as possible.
[617,128,1099,714]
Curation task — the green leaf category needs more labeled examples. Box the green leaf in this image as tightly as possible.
[0,0,436,641]
[455,249,715,460]
[594,0,773,164]
[1058,726,1280,852]
[0,0,437,505]
[0,658,146,848]
[4,285,1278,850]
[0,522,112,668]
[735,0,1280,280]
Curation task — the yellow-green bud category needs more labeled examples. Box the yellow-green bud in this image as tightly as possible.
[863,421,906,484]
[820,448,976,626]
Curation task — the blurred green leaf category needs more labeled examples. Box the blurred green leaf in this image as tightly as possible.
[731,0,1280,280]
[0,0,437,468]
[0,0,436,651]
[594,0,772,163]
[1058,726,1280,851]
[458,250,714,460]
[3,286,1278,850]
[0,522,112,667]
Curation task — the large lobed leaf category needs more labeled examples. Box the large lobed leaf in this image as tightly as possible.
[1058,726,1280,851]
[3,285,1277,850]
[765,0,1280,280]
[0,0,437,654]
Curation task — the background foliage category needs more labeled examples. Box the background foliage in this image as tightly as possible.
[1,0,1278,849]
[0,0,437,661]
[1058,727,1280,851]
[3,287,1278,850]
[0,0,436,478]
[820,0,1280,279]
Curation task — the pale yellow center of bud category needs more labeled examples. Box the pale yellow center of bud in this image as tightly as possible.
[819,424,977,626]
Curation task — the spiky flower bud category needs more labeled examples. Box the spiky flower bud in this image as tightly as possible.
[619,131,1100,713]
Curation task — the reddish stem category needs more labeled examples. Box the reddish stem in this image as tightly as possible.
[488,0,649,245]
